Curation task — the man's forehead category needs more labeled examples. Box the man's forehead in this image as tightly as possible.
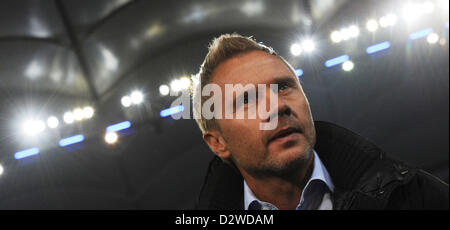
[211,50,294,86]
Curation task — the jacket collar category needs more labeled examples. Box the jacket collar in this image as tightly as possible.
[313,121,416,209]
[196,121,416,210]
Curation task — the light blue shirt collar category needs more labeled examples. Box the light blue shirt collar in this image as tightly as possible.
[244,150,334,210]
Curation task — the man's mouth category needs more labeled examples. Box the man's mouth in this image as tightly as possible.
[268,127,302,144]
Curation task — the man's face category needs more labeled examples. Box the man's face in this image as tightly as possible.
[206,50,316,177]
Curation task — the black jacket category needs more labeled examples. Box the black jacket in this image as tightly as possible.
[196,121,449,210]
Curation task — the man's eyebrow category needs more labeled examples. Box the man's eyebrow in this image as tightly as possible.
[231,76,297,104]
[271,76,298,85]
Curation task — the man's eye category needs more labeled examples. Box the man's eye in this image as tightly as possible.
[278,83,289,92]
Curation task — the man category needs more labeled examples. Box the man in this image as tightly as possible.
[191,33,448,210]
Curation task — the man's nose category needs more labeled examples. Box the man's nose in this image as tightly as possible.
[277,104,292,117]
[262,87,291,122]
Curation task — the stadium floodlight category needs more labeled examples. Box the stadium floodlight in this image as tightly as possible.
[379,17,388,28]
[379,13,397,27]
[73,108,84,121]
[440,0,449,13]
[63,111,75,124]
[301,39,315,52]
[330,30,342,43]
[170,77,191,92]
[340,28,351,41]
[366,19,379,32]
[25,61,43,79]
[105,132,118,144]
[23,119,46,136]
[47,116,59,129]
[159,84,170,96]
[83,106,94,119]
[179,77,191,89]
[130,90,144,105]
[342,61,354,72]
[290,43,302,56]
[427,33,439,44]
[423,1,435,14]
[170,79,182,92]
[121,95,132,107]
[402,2,432,22]
[348,25,360,38]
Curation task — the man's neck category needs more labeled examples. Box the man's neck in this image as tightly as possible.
[241,155,314,210]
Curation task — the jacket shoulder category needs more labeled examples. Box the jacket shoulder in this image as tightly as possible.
[386,169,449,210]
[195,156,244,210]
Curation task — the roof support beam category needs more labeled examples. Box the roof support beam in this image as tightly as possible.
[54,0,99,101]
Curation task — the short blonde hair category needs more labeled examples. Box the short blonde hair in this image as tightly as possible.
[191,33,297,134]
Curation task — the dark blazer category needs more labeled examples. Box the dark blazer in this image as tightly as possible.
[195,121,449,210]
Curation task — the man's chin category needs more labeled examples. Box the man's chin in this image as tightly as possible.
[263,145,313,175]
[268,138,311,161]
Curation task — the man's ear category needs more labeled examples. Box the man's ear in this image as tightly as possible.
[203,130,231,160]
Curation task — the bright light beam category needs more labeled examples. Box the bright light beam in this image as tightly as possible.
[295,69,304,77]
[59,135,85,147]
[325,55,350,68]
[14,147,40,160]
[160,105,185,118]
[366,41,391,54]
[106,121,132,132]
[409,28,433,40]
